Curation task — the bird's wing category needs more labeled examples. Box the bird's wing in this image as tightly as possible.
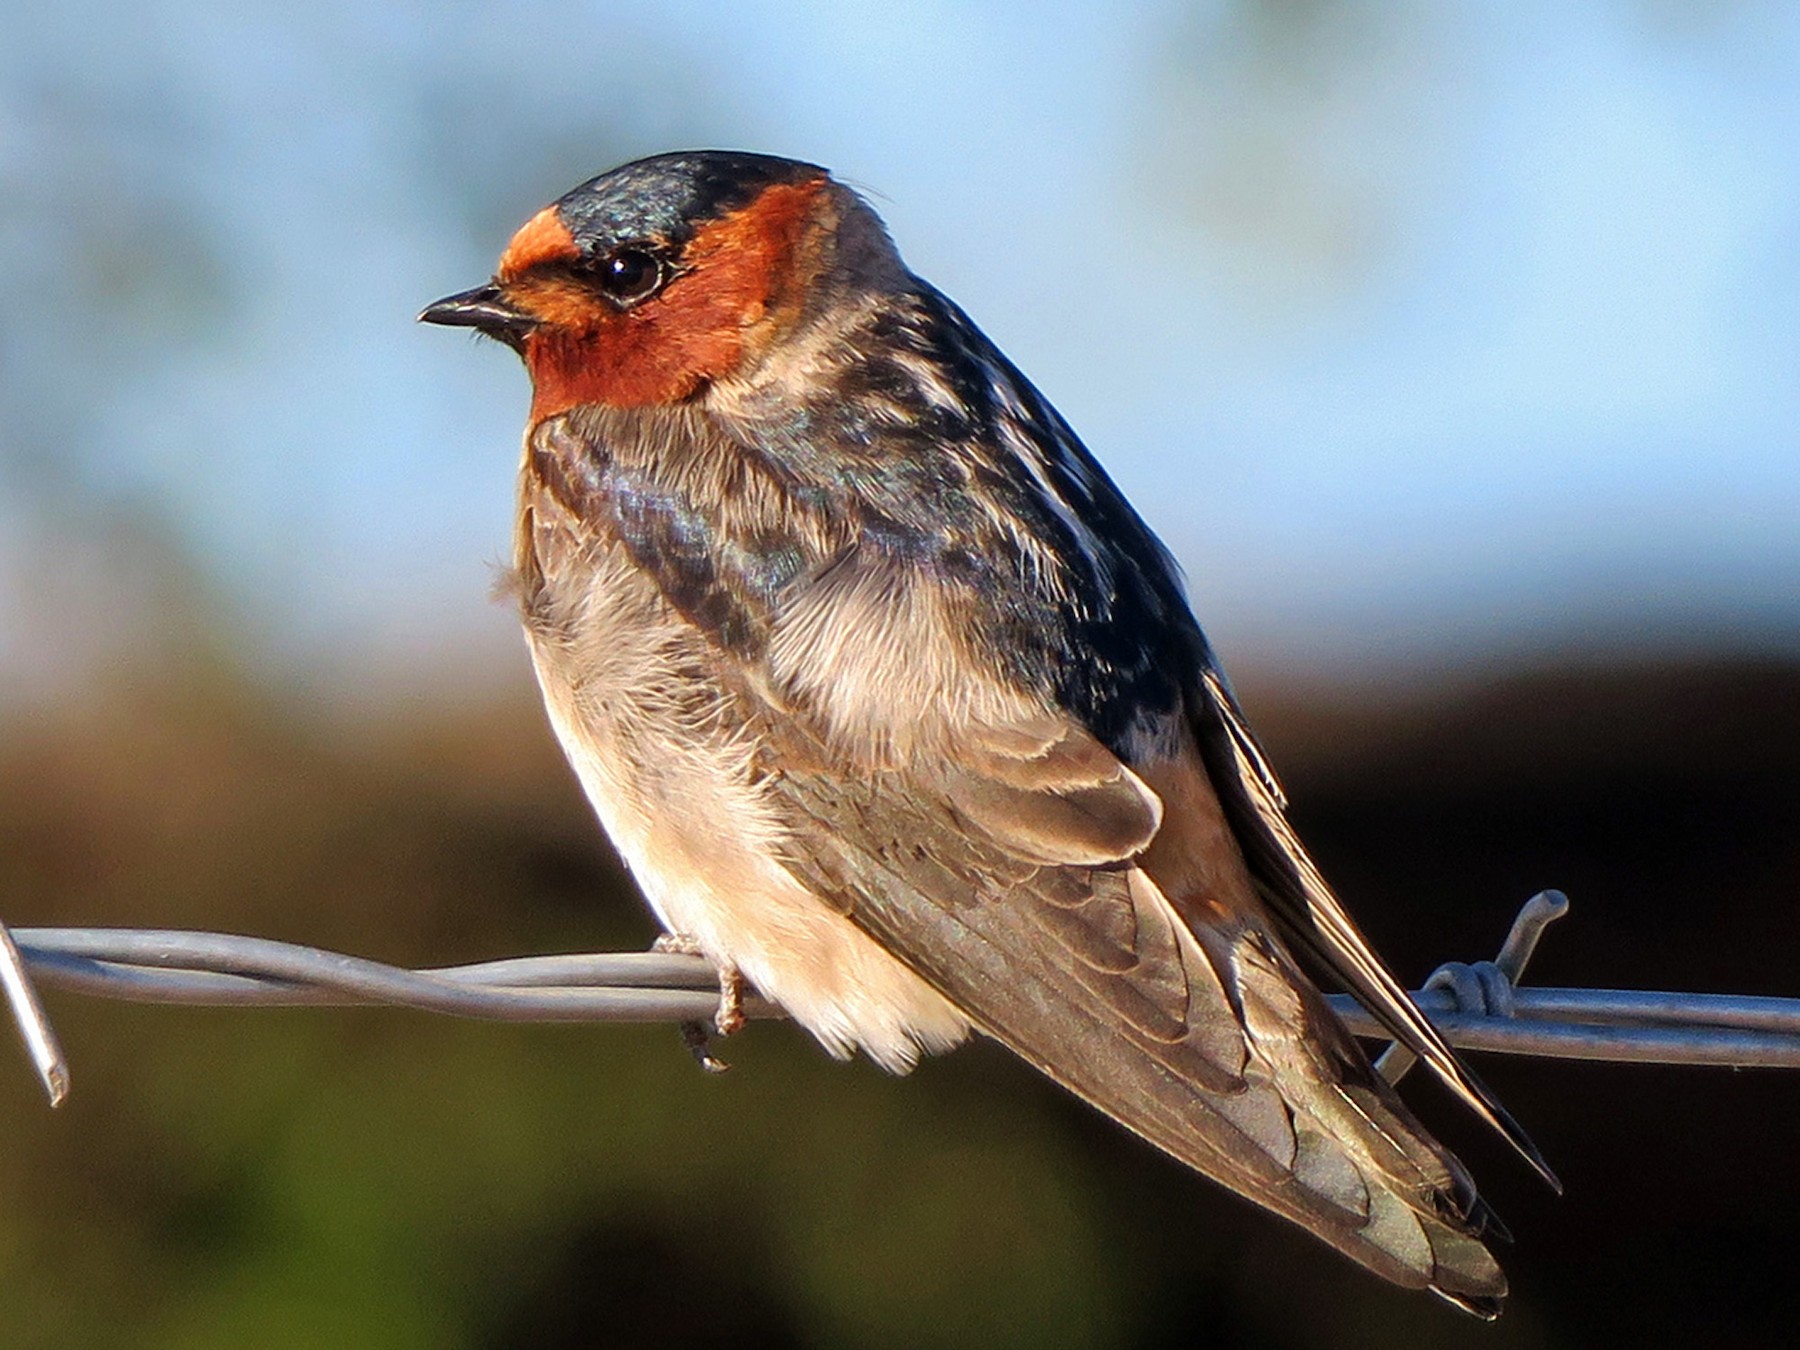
[758,700,1505,1313]
[905,287,1551,1190]
[1185,657,1559,1191]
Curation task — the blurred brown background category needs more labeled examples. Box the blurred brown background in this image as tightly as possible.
[4,2,1799,1346]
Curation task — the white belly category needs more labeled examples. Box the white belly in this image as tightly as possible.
[523,545,969,1073]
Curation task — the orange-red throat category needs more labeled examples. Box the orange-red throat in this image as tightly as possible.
[492,178,828,423]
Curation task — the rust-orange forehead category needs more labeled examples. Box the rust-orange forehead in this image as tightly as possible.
[498,206,580,281]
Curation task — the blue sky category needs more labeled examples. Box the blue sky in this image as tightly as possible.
[2,0,1795,700]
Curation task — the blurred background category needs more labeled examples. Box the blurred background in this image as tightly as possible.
[2,1,1797,1346]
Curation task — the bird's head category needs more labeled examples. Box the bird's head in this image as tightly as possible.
[421,151,895,423]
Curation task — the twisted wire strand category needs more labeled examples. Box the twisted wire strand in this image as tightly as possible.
[6,892,1800,1106]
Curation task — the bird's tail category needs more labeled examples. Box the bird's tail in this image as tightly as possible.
[1083,886,1508,1316]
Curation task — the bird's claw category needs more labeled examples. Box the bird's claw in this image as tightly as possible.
[655,932,747,1069]
[679,1019,732,1074]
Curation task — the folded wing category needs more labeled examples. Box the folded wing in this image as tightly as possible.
[762,705,1508,1314]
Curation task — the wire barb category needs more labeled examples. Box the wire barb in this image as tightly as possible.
[1377,890,1570,1084]
[5,891,1800,1108]
[0,920,69,1106]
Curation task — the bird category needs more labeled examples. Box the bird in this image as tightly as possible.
[421,149,1552,1317]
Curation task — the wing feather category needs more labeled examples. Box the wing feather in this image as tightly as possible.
[1192,666,1560,1191]
[760,711,1505,1306]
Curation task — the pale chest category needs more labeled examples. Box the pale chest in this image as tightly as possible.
[514,478,971,1071]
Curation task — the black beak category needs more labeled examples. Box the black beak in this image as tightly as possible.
[418,284,537,351]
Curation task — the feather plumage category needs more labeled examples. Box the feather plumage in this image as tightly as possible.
[426,150,1544,1315]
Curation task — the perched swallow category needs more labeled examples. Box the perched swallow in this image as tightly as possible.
[423,150,1551,1316]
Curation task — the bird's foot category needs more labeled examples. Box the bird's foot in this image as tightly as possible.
[653,932,747,1070]
[714,963,747,1037]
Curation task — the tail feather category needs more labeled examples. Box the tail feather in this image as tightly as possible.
[1210,912,1507,1310]
[993,867,1508,1311]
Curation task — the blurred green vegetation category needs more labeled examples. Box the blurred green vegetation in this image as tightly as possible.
[4,644,1799,1347]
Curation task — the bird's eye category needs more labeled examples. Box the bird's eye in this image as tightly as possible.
[594,248,665,306]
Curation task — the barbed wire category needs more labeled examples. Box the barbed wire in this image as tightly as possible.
[6,890,1800,1108]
